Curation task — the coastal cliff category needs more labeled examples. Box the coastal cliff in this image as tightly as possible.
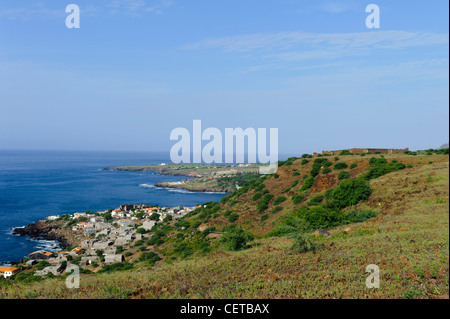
[12,220,76,251]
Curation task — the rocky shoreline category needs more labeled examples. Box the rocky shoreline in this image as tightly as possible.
[154,182,232,193]
[11,220,71,253]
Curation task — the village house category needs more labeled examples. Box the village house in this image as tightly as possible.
[104,254,124,264]
[73,212,88,219]
[142,220,157,231]
[80,256,100,266]
[92,240,113,251]
[69,247,82,256]
[28,250,54,260]
[35,265,62,276]
[118,219,134,228]
[0,266,19,278]
[80,239,94,249]
[25,259,37,267]
[114,235,132,246]
[84,227,97,236]
[119,204,136,212]
[90,216,105,223]
[95,222,110,231]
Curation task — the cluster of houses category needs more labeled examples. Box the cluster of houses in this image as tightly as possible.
[0,204,198,279]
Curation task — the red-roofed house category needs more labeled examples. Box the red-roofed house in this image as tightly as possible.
[28,250,54,260]
[0,267,19,278]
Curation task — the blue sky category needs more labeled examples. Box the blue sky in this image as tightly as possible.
[0,0,448,155]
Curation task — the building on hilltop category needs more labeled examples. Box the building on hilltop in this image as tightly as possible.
[316,147,409,156]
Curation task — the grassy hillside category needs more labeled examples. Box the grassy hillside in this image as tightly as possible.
[1,151,448,299]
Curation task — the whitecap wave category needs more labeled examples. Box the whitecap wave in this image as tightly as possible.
[139,183,156,188]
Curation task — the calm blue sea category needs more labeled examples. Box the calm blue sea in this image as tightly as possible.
[0,150,226,263]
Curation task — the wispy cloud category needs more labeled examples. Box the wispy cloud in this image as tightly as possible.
[105,0,173,15]
[0,0,173,20]
[0,3,63,20]
[184,30,449,56]
[320,2,351,13]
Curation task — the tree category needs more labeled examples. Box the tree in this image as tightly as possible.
[149,213,160,221]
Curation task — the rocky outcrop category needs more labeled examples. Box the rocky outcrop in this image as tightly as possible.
[12,221,70,249]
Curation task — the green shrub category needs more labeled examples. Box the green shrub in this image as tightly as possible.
[272,206,283,214]
[115,246,124,254]
[36,260,50,270]
[228,213,239,222]
[364,160,406,180]
[310,161,322,177]
[220,226,254,251]
[296,206,344,230]
[290,232,317,253]
[349,163,357,169]
[307,195,324,206]
[269,214,311,237]
[291,180,299,188]
[339,150,352,155]
[342,210,378,224]
[252,192,262,201]
[255,183,266,192]
[273,196,287,205]
[257,193,274,212]
[292,171,301,176]
[338,171,351,180]
[98,262,133,273]
[149,213,160,220]
[300,177,314,191]
[329,178,371,209]
[334,162,348,170]
[292,194,305,205]
[172,242,194,259]
[322,167,332,174]
[322,160,333,167]
[301,159,310,165]
[261,214,269,221]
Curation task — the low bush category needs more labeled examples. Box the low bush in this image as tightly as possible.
[300,177,314,191]
[328,178,371,209]
[139,252,161,265]
[252,192,262,201]
[272,206,283,214]
[338,171,351,180]
[307,195,324,206]
[334,162,348,170]
[98,262,133,273]
[273,196,287,205]
[292,194,305,205]
[228,213,239,223]
[220,226,254,251]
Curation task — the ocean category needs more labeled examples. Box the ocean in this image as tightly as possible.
[0,150,226,263]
